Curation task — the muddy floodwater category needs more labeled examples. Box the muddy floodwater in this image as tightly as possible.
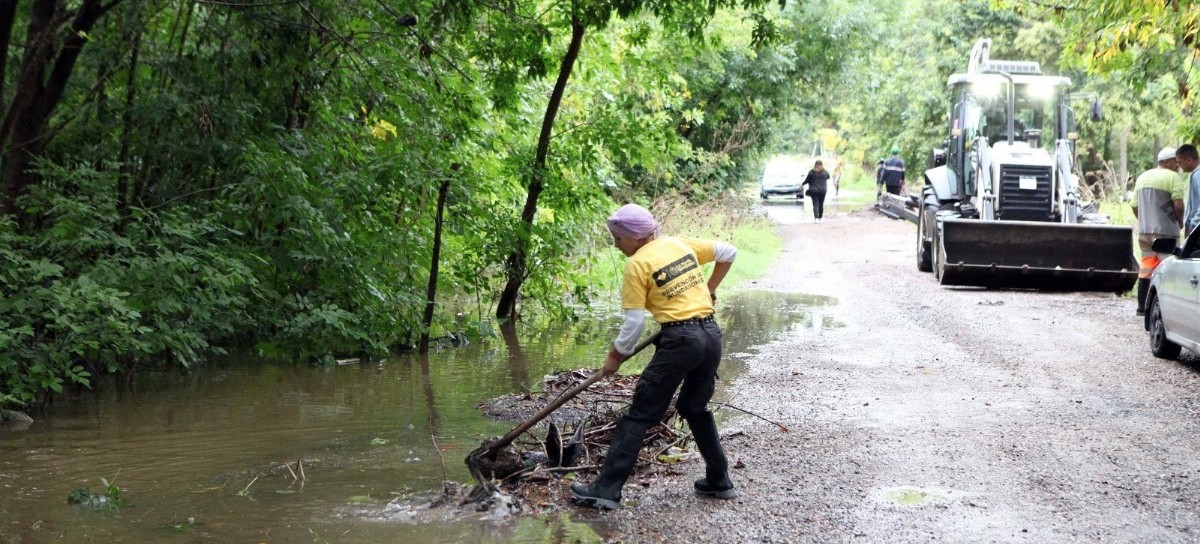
[0,290,839,543]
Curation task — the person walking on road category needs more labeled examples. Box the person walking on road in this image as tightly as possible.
[881,146,906,195]
[875,158,886,198]
[571,203,738,510]
[1132,146,1188,316]
[801,160,831,222]
[831,156,844,196]
[1181,144,1200,237]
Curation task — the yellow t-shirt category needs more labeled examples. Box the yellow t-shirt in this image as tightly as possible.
[620,236,716,323]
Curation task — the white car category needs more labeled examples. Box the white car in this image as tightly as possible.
[759,159,804,200]
[1146,233,1200,359]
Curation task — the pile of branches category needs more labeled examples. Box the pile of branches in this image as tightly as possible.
[477,368,637,424]
[463,368,694,510]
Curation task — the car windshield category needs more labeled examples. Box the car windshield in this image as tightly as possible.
[1183,232,1200,259]
[761,160,802,187]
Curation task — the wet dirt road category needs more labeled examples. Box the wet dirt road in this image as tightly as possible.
[595,198,1200,543]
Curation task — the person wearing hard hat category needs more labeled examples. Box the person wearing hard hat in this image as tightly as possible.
[881,146,906,195]
[1131,146,1187,316]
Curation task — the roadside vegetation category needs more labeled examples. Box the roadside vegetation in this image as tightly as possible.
[586,194,784,299]
[1,0,1196,409]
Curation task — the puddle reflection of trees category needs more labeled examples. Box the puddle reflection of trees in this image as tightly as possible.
[721,291,841,349]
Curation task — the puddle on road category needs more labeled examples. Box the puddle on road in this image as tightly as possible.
[875,486,967,507]
[760,190,877,225]
[721,290,844,351]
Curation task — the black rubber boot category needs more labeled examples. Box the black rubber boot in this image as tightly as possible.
[687,411,737,499]
[570,418,648,510]
[569,477,624,510]
[1136,277,1149,316]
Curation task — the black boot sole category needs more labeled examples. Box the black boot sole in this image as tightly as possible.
[694,487,737,499]
[570,488,621,510]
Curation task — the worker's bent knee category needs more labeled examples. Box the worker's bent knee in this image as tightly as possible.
[675,400,712,420]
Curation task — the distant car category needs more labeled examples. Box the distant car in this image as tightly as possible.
[759,160,804,200]
[1146,233,1200,359]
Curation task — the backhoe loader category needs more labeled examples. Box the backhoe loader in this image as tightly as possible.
[916,39,1136,291]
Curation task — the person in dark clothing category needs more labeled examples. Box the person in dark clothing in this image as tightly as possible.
[875,159,886,198]
[801,160,830,222]
[881,147,906,195]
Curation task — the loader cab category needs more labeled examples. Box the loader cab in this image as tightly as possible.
[944,74,1072,201]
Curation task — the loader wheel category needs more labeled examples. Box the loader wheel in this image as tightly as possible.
[916,206,934,272]
[1148,295,1182,360]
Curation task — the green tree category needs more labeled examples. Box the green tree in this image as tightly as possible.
[0,0,125,217]
[492,0,782,321]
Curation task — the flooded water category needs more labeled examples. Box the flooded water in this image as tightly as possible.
[0,291,838,543]
[760,188,876,224]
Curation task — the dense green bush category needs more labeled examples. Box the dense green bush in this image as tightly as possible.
[0,166,258,405]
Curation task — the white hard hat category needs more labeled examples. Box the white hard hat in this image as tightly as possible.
[1158,147,1177,162]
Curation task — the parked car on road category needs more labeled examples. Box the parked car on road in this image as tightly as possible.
[1146,233,1200,359]
[759,158,804,201]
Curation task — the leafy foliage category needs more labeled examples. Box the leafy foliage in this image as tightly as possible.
[0,0,853,407]
[25,0,1171,409]
[67,477,129,510]
[1003,0,1199,152]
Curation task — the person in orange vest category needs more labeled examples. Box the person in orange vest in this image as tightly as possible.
[1131,146,1187,316]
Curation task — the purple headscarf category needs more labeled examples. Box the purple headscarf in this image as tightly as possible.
[607,203,659,240]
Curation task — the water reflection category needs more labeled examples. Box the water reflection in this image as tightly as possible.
[761,189,876,225]
[0,290,837,543]
[722,290,843,351]
[419,352,441,443]
[500,321,531,393]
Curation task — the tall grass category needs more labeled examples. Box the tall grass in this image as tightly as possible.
[586,193,782,300]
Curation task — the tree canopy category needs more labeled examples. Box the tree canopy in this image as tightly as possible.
[1,0,1196,408]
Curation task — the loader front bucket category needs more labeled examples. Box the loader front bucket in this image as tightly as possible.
[936,218,1137,292]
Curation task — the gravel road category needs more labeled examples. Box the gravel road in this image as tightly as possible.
[577,200,1200,543]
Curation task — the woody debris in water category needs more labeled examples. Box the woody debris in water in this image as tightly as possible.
[453,368,691,513]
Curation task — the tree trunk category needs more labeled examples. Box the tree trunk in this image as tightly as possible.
[420,177,451,353]
[0,0,120,217]
[116,30,142,229]
[1118,127,1129,194]
[0,0,19,103]
[494,16,585,321]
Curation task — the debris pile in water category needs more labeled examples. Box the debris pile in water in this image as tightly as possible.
[456,368,693,512]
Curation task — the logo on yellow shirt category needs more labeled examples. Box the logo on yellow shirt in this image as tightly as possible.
[654,254,699,287]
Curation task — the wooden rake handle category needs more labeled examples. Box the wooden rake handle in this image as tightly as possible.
[478,331,661,458]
